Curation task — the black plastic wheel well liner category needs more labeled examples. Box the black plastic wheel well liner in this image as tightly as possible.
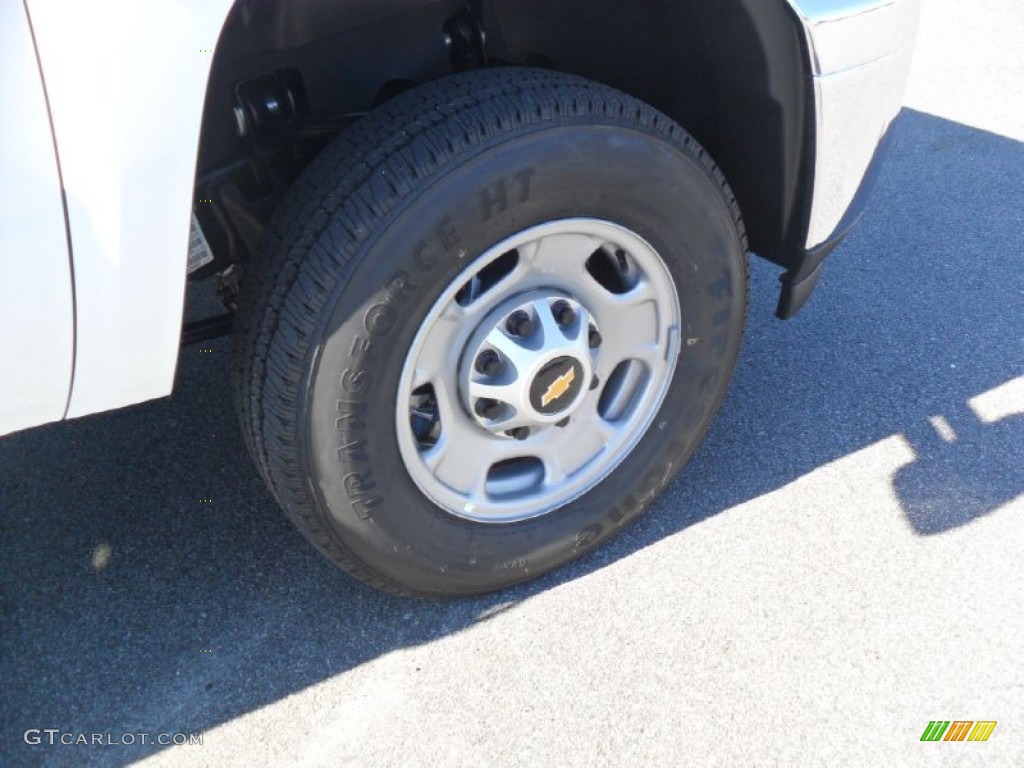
[485,0,812,269]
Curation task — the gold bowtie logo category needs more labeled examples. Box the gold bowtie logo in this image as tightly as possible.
[541,368,576,407]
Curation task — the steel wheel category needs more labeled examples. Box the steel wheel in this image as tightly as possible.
[397,219,682,523]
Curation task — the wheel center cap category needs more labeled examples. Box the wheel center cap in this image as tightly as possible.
[529,356,584,415]
[460,291,600,435]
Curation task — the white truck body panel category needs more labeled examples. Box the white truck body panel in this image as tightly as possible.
[0,1,73,435]
[24,0,233,420]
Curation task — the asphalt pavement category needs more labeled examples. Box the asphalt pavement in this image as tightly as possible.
[2,1,1022,766]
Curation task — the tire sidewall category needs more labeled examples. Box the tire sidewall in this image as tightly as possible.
[303,122,745,594]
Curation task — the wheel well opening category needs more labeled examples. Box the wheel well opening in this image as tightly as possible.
[193,0,810,284]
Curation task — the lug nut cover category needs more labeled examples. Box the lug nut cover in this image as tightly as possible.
[506,427,530,441]
[506,310,533,337]
[475,349,503,376]
[475,399,502,419]
[553,301,576,327]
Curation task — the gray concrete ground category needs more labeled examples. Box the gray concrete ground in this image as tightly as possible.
[2,1,1022,766]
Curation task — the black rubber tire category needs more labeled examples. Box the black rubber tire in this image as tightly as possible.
[233,68,747,597]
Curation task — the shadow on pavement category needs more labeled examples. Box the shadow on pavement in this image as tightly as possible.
[896,406,1022,534]
[1,109,1022,766]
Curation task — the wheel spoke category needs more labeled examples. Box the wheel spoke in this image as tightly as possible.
[577,396,618,443]
[412,312,464,388]
[534,410,612,485]
[429,375,465,430]
[578,278,664,376]
[522,232,602,276]
[530,297,566,347]
[571,398,618,450]
[433,289,505,340]
[424,435,491,499]
[483,326,537,375]
[466,379,520,408]
[584,278,659,340]
[423,378,487,493]
[538,446,568,486]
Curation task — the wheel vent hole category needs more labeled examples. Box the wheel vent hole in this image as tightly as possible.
[410,384,441,449]
[597,360,649,422]
[585,246,637,294]
[485,457,544,499]
[455,248,520,306]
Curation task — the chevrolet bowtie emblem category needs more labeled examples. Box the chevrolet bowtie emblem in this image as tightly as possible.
[541,368,576,407]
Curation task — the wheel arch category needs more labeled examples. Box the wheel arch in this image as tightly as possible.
[197,0,811,272]
[483,0,813,269]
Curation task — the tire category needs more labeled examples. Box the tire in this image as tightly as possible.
[234,68,747,597]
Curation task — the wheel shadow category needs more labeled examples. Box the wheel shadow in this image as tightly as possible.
[1,109,1022,766]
